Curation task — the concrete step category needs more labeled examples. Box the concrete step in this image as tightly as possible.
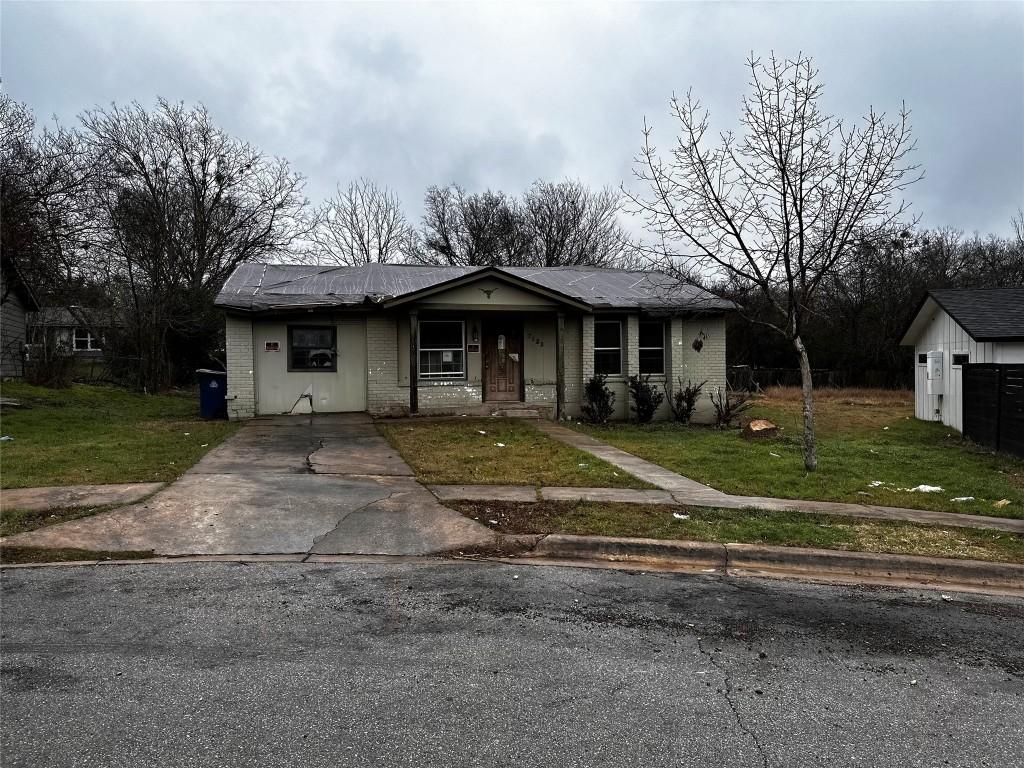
[489,408,543,418]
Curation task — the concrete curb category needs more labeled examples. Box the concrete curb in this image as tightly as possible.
[527,533,1024,593]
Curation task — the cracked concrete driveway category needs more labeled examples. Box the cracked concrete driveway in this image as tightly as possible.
[2,414,497,556]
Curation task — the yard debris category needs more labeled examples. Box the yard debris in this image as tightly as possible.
[883,426,890,431]
[578,463,589,468]
[488,519,498,525]
[769,452,781,458]
[941,594,954,602]
[742,419,778,440]
[477,430,487,435]
[512,575,519,580]
[200,443,208,448]
[868,481,885,487]
[672,512,690,520]
[910,679,917,686]
[0,435,12,442]
[183,432,190,436]
[950,496,974,502]
[907,485,943,493]
[857,491,872,496]
[494,442,506,447]
[993,499,1011,509]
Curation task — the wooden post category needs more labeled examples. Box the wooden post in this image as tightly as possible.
[409,310,418,414]
[555,311,565,420]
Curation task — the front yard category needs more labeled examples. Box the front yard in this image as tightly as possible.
[450,499,1024,564]
[575,387,1024,519]
[378,417,651,488]
[0,382,238,489]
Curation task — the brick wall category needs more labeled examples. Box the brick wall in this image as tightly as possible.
[225,315,255,419]
[366,315,408,415]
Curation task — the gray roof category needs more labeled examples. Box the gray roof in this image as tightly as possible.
[215,263,735,314]
[32,307,119,328]
[928,288,1024,341]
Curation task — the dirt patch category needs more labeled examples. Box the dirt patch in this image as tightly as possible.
[0,546,156,565]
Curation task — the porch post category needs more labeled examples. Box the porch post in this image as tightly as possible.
[555,311,565,420]
[409,310,418,414]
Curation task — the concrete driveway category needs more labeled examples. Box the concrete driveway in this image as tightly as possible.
[3,414,497,556]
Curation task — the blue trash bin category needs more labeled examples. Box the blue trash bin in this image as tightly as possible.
[197,369,228,420]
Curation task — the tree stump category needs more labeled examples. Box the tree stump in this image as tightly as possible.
[742,418,778,440]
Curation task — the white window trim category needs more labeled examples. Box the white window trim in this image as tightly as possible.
[74,328,102,351]
[594,320,623,376]
[638,321,665,375]
[418,320,466,380]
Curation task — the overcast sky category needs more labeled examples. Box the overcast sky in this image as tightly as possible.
[4,1,1022,236]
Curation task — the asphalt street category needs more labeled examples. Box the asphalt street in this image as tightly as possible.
[1,560,1022,767]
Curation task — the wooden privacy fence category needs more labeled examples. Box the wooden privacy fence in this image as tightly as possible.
[962,364,1024,459]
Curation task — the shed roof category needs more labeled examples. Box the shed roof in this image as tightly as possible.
[900,287,1024,344]
[215,263,735,314]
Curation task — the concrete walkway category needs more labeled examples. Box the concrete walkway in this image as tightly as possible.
[1,483,165,513]
[511,421,1024,534]
[2,414,498,556]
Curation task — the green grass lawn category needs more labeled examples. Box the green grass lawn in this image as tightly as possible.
[449,499,1024,564]
[574,388,1024,519]
[378,417,652,488]
[0,381,238,489]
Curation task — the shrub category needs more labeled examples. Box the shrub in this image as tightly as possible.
[581,374,615,424]
[668,378,706,423]
[710,387,754,428]
[627,374,665,424]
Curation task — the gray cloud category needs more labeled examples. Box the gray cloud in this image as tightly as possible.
[3,1,1021,235]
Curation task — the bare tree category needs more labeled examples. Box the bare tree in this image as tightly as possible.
[311,178,412,265]
[415,184,531,266]
[415,180,630,268]
[79,99,309,389]
[626,54,921,470]
[522,180,628,267]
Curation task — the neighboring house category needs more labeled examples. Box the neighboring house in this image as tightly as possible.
[901,288,1024,455]
[0,256,41,379]
[28,307,113,357]
[216,263,734,422]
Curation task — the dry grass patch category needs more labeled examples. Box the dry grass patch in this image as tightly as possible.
[449,499,1024,564]
[378,417,651,488]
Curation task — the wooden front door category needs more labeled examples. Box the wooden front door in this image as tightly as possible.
[483,320,522,402]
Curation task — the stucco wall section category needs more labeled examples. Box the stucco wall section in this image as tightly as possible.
[225,315,256,420]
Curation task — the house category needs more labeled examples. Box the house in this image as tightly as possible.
[901,288,1024,455]
[0,256,40,379]
[215,263,734,422]
[28,307,113,357]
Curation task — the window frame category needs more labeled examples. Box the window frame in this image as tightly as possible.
[287,325,338,372]
[418,319,467,380]
[951,352,969,367]
[594,319,623,376]
[638,320,666,375]
[73,327,101,352]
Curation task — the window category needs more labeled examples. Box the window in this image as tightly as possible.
[594,320,622,375]
[419,320,465,379]
[917,353,927,364]
[639,321,665,374]
[74,328,101,351]
[289,326,337,371]
[952,353,969,367]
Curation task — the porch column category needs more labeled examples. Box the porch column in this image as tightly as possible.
[555,311,565,420]
[408,310,418,414]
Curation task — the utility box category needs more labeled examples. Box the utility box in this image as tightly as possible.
[926,350,944,395]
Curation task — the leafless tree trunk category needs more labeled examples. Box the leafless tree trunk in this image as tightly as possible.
[625,54,921,470]
[311,178,413,265]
